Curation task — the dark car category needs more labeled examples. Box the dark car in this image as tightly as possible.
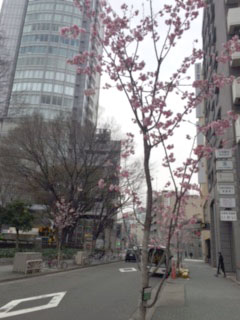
[125,249,137,262]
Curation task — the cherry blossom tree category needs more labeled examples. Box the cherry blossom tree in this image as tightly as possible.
[51,198,79,266]
[62,0,240,318]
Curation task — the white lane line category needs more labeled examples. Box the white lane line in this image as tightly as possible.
[119,268,137,272]
[0,292,66,318]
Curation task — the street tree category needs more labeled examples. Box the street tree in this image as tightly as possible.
[51,198,79,266]
[0,114,120,206]
[61,1,240,318]
[0,114,123,243]
[0,201,34,250]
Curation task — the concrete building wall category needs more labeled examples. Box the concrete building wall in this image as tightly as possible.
[202,0,240,279]
[0,0,28,118]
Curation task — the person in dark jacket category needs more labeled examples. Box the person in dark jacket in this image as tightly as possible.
[216,252,226,277]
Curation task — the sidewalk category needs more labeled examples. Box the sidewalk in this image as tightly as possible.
[0,260,77,283]
[0,257,122,283]
[152,259,240,320]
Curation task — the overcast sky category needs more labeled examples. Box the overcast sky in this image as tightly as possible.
[0,0,203,190]
[99,1,203,190]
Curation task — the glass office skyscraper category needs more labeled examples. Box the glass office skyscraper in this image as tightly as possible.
[0,0,101,127]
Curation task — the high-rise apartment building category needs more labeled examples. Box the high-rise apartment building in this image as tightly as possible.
[0,0,101,130]
[202,0,240,280]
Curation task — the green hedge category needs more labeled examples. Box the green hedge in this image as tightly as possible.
[0,248,18,258]
[0,248,80,259]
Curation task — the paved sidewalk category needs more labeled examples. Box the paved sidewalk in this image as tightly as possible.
[0,257,123,283]
[0,260,77,283]
[152,260,240,320]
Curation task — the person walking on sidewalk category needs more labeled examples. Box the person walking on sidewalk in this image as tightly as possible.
[216,252,226,277]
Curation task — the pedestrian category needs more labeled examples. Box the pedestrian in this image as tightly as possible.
[216,252,226,277]
[189,252,193,259]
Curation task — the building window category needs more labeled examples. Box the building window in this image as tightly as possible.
[52,96,62,106]
[43,83,53,92]
[66,74,75,84]
[54,14,62,22]
[45,71,55,79]
[63,97,73,107]
[41,95,51,105]
[56,72,65,81]
[64,86,74,95]
[54,84,64,94]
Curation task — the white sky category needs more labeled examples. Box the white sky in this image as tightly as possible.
[0,0,203,190]
[100,1,203,190]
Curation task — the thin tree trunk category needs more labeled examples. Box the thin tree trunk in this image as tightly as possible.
[16,228,19,251]
[139,141,152,320]
[177,235,180,269]
[92,237,97,252]
[57,230,62,268]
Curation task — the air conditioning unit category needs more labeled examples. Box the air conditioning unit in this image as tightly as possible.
[232,79,240,105]
[227,7,240,34]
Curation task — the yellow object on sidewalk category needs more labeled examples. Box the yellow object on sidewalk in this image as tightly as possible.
[177,268,190,279]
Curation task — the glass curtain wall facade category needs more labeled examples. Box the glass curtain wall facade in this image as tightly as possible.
[0,0,28,119]
[1,0,101,125]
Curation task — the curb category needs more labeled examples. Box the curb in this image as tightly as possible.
[129,279,169,320]
[0,260,122,284]
[227,275,240,286]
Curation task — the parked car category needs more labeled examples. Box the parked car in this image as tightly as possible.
[147,247,172,276]
[125,249,137,262]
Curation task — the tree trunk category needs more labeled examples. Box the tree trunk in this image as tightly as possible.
[57,230,62,268]
[177,235,180,269]
[16,228,19,251]
[92,237,97,252]
[139,141,152,320]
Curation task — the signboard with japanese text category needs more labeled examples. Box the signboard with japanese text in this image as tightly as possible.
[219,198,236,208]
[216,160,233,170]
[217,184,235,195]
[220,211,237,221]
[216,172,234,182]
[215,149,232,159]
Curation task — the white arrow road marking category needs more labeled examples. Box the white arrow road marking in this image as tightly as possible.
[0,292,66,319]
[119,268,137,272]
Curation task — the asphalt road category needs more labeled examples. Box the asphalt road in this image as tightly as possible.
[0,262,158,320]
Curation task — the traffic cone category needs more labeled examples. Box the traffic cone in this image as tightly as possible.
[171,260,176,279]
